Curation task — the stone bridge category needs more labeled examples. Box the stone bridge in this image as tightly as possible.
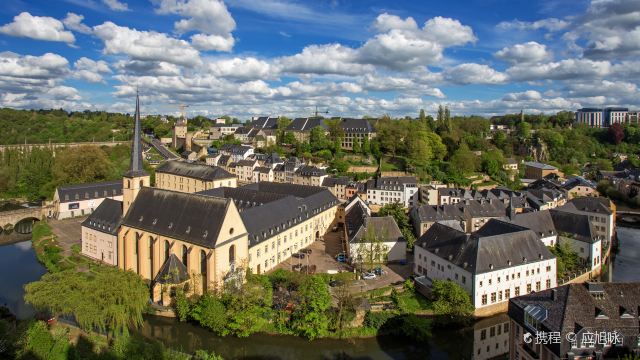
[0,141,130,155]
[0,206,44,235]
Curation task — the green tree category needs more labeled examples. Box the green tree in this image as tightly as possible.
[354,223,388,272]
[291,276,331,339]
[174,288,191,322]
[362,136,371,155]
[24,268,149,337]
[352,138,361,154]
[450,144,478,175]
[190,294,228,335]
[431,280,474,319]
[516,121,532,139]
[309,126,330,152]
[378,203,416,249]
[481,149,506,178]
[52,146,111,185]
[222,275,272,337]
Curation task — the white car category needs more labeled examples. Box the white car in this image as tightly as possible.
[362,272,377,280]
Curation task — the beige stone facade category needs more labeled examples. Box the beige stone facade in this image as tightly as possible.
[117,200,249,295]
[155,172,236,193]
[82,227,117,266]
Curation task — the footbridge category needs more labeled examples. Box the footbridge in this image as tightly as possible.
[0,206,44,235]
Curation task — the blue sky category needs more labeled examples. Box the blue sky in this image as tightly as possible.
[1,0,639,118]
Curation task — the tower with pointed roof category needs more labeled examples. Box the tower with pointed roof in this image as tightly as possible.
[122,91,150,215]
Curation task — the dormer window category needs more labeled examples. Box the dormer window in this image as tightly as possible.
[138,216,144,222]
[168,222,173,229]
[185,226,191,234]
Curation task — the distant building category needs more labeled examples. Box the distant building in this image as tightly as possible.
[524,162,560,180]
[218,144,254,162]
[340,118,376,150]
[508,282,640,360]
[322,176,350,200]
[236,159,258,183]
[209,123,241,140]
[155,160,236,193]
[503,158,518,172]
[286,117,327,143]
[253,166,274,183]
[53,180,123,219]
[81,198,121,266]
[293,165,328,187]
[366,176,418,208]
[575,107,636,128]
[414,220,557,316]
[557,197,615,243]
[561,176,599,199]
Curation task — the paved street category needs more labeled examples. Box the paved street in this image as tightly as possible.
[48,217,85,256]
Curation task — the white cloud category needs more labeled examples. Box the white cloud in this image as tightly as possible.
[507,58,611,81]
[0,51,69,82]
[206,57,274,80]
[565,80,638,98]
[113,60,182,76]
[0,12,75,43]
[73,57,111,83]
[155,0,236,51]
[190,34,234,52]
[444,63,507,84]
[497,18,569,32]
[102,0,130,11]
[372,13,418,32]
[495,41,551,64]
[277,44,371,75]
[421,16,476,47]
[93,22,201,67]
[63,13,92,34]
[502,90,542,101]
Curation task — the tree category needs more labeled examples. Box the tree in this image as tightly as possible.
[52,146,111,185]
[516,121,531,139]
[309,126,330,151]
[431,280,474,319]
[282,131,297,145]
[450,144,478,175]
[331,283,356,332]
[608,123,625,144]
[174,288,191,322]
[481,149,506,179]
[325,118,344,142]
[354,223,388,272]
[24,268,149,337]
[378,203,416,249]
[222,275,272,337]
[190,294,228,335]
[362,136,371,155]
[291,276,331,339]
[352,138,361,154]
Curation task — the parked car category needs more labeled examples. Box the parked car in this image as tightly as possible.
[300,248,312,255]
[292,264,302,271]
[329,279,345,287]
[374,267,386,276]
[362,272,377,280]
[292,252,305,259]
[335,253,347,262]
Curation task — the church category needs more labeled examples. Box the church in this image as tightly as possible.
[82,94,338,305]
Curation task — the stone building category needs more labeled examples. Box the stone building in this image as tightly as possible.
[52,181,122,219]
[155,160,236,193]
[81,198,122,266]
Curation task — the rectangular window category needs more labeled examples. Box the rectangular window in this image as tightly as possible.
[498,291,503,301]
[515,287,520,296]
[491,293,496,303]
[490,327,495,337]
[481,329,487,340]
[481,295,487,305]
[527,284,532,293]
[536,281,541,291]
[546,279,551,288]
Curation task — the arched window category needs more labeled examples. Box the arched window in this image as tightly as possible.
[127,180,130,188]
[164,240,170,262]
[182,245,188,267]
[229,245,236,264]
[149,237,154,278]
[200,250,207,274]
[135,235,140,274]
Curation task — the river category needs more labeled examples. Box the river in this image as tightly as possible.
[1,227,639,359]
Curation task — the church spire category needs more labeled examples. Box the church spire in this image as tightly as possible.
[125,90,147,177]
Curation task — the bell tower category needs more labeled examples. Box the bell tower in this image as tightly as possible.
[122,91,150,215]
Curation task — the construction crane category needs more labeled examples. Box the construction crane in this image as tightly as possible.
[313,106,329,117]
[179,103,190,121]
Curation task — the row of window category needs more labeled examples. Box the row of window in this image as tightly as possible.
[480,323,509,340]
[480,280,551,305]
[478,266,552,287]
[64,189,119,201]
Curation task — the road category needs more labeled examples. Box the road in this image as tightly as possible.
[147,138,179,160]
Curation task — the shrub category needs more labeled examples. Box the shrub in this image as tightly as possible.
[194,350,224,360]
[190,295,227,335]
[18,321,70,360]
[174,289,191,322]
[363,311,394,330]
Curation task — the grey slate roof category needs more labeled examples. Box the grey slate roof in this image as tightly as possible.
[154,253,189,284]
[198,186,288,210]
[286,117,327,131]
[560,197,612,215]
[121,187,232,248]
[524,161,557,170]
[81,198,122,235]
[512,210,557,239]
[416,219,555,274]
[296,165,327,177]
[322,176,350,187]
[57,180,122,203]
[243,181,326,198]
[346,204,404,244]
[549,209,598,243]
[219,144,252,155]
[508,282,640,358]
[155,160,234,181]
[237,159,257,167]
[341,118,374,133]
[368,176,417,191]
[249,116,279,129]
[413,199,508,223]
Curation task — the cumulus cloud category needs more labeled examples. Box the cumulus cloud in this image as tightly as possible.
[277,44,372,75]
[502,90,542,101]
[497,18,569,32]
[495,41,551,64]
[190,33,234,52]
[63,13,92,34]
[0,12,75,43]
[372,13,418,32]
[73,57,111,83]
[93,22,201,67]
[102,0,130,11]
[154,0,236,51]
[444,63,507,85]
[507,58,611,81]
[205,57,274,80]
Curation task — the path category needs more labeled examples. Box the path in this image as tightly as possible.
[48,217,85,256]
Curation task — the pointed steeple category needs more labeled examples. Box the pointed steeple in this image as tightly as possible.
[125,90,147,177]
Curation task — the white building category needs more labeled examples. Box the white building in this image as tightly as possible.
[343,197,406,264]
[414,220,557,316]
[81,198,121,266]
[366,176,419,208]
[218,144,254,163]
[52,181,123,219]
